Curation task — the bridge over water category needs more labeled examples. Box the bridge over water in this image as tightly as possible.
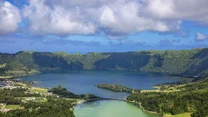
[83,98,126,103]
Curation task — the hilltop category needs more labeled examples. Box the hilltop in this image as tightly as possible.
[0,48,208,79]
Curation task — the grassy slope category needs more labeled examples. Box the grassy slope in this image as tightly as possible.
[0,80,83,116]
[5,105,21,110]
[28,87,48,93]
[164,113,191,117]
[1,48,208,79]
[127,78,208,117]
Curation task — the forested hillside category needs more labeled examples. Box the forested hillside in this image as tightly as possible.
[0,48,208,78]
[127,78,208,117]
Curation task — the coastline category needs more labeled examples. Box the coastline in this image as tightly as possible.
[74,97,162,116]
[0,75,171,116]
[0,70,40,79]
[0,76,14,79]
[127,100,161,115]
[0,73,193,117]
[74,97,126,105]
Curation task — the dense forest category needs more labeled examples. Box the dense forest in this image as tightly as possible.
[0,87,75,117]
[0,97,75,117]
[0,48,208,78]
[48,85,99,100]
[127,79,208,117]
[0,80,102,117]
[96,84,141,93]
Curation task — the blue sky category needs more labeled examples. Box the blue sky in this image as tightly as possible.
[0,0,208,53]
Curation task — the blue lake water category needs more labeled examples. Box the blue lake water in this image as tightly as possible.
[19,71,180,117]
[19,71,180,98]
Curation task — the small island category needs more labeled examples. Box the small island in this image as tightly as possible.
[96,84,141,93]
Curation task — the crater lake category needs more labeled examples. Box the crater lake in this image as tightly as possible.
[18,71,181,117]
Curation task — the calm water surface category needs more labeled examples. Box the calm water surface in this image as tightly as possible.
[19,71,180,98]
[19,71,180,117]
[74,100,160,117]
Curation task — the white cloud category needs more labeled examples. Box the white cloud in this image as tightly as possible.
[23,0,96,36]
[141,0,208,24]
[195,32,207,41]
[21,0,182,36]
[95,1,181,36]
[2,0,208,37]
[0,1,21,35]
[141,0,175,19]
[100,6,116,29]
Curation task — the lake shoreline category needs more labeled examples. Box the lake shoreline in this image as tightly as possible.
[8,71,189,117]
[0,77,164,117]
[0,69,191,81]
[1,76,189,117]
[127,100,162,115]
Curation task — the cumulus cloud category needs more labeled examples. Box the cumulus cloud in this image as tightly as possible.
[21,0,183,36]
[88,0,181,36]
[195,32,207,41]
[141,0,208,24]
[0,1,21,35]
[2,0,208,37]
[23,0,96,36]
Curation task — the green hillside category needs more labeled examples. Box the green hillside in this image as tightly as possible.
[0,48,208,78]
[127,78,208,117]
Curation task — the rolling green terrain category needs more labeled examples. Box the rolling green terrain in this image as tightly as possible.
[0,77,208,117]
[0,80,99,117]
[1,48,208,79]
[1,48,208,116]
[96,84,141,93]
[127,79,208,117]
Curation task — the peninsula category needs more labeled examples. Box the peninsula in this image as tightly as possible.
[96,84,141,93]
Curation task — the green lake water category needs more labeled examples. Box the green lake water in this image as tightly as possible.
[74,100,160,117]
[19,71,180,117]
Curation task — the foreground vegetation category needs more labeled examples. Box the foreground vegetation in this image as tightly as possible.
[127,79,208,117]
[0,97,75,117]
[1,48,208,79]
[96,84,141,93]
[0,80,98,117]
[1,77,208,117]
[1,48,208,116]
